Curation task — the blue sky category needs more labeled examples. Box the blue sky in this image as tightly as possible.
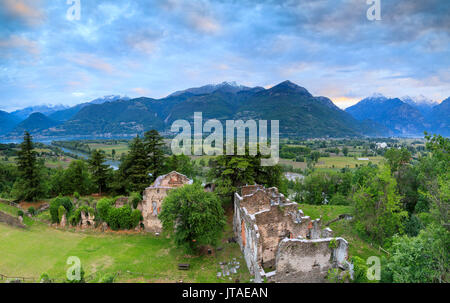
[0,0,449,111]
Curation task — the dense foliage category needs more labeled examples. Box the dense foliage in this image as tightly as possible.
[159,183,226,252]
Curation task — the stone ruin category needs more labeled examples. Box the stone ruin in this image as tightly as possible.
[233,185,350,283]
[80,211,95,228]
[138,171,193,233]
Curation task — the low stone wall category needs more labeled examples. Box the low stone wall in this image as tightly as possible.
[0,211,26,229]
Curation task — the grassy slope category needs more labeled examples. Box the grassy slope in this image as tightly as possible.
[0,210,250,283]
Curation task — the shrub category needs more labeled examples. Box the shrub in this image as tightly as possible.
[351,256,369,283]
[39,273,51,283]
[49,196,73,223]
[96,198,114,222]
[131,209,142,228]
[130,192,142,209]
[73,191,81,200]
[28,206,36,216]
[117,205,132,229]
[17,209,24,217]
[330,193,350,206]
[404,214,423,237]
[107,207,121,230]
[99,273,115,283]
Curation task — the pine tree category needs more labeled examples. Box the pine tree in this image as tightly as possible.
[143,129,165,181]
[16,132,43,201]
[127,136,150,193]
[88,149,110,195]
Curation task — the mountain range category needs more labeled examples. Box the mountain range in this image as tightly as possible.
[345,93,449,136]
[0,81,448,139]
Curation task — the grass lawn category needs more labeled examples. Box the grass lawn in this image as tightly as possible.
[0,211,251,283]
[297,204,383,261]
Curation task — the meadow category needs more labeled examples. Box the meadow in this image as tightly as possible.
[0,206,251,283]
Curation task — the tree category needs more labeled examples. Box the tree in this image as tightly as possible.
[165,154,194,178]
[352,166,408,245]
[15,132,44,201]
[383,224,449,283]
[384,148,411,174]
[111,149,116,160]
[342,147,349,157]
[126,136,151,193]
[159,183,226,253]
[88,150,110,195]
[144,130,165,181]
[64,160,94,195]
[208,153,285,205]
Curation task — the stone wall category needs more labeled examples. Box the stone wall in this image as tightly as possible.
[138,171,193,233]
[234,185,349,283]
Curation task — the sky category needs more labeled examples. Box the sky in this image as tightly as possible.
[0,0,449,111]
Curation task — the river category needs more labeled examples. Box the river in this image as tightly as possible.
[0,138,121,170]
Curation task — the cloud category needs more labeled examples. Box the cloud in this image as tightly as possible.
[0,35,40,58]
[186,11,220,34]
[131,87,152,96]
[67,53,115,74]
[1,0,45,26]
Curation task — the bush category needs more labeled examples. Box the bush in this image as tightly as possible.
[117,205,132,229]
[49,196,73,223]
[107,207,121,230]
[351,256,369,283]
[404,214,423,237]
[39,273,51,283]
[131,209,142,228]
[17,209,24,217]
[99,273,115,283]
[130,192,142,209]
[73,192,81,200]
[330,193,350,206]
[28,206,36,216]
[96,198,114,222]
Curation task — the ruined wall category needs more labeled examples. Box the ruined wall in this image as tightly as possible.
[234,185,349,283]
[139,171,192,233]
[0,211,26,229]
[272,237,348,283]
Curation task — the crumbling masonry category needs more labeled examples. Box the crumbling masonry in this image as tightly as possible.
[138,171,193,233]
[234,185,350,283]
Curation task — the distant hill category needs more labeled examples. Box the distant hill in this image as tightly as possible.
[168,81,263,97]
[49,95,130,122]
[0,110,20,134]
[345,94,428,136]
[6,82,447,139]
[429,97,450,136]
[35,80,384,138]
[9,112,59,136]
[400,95,438,117]
[11,104,69,122]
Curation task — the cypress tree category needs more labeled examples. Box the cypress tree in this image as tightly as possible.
[143,129,165,181]
[16,132,42,201]
[88,149,110,195]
